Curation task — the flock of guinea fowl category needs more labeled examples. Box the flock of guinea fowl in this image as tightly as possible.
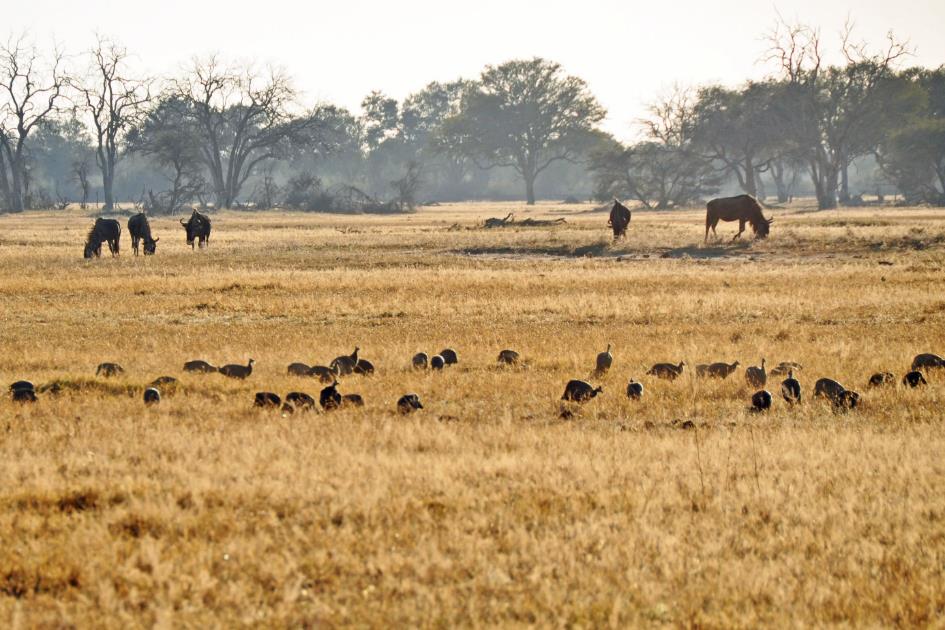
[8,344,944,417]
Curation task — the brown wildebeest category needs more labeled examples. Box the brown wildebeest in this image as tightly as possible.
[608,199,631,240]
[704,195,772,242]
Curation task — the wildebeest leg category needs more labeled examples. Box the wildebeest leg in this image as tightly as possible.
[732,220,745,241]
[132,236,139,256]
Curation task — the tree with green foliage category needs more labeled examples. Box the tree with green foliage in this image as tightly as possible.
[439,58,605,204]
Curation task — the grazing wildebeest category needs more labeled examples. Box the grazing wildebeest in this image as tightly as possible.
[180,209,211,249]
[83,218,121,258]
[127,213,159,255]
[607,199,632,240]
[704,195,772,242]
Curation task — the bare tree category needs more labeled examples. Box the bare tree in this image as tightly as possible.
[0,36,65,212]
[75,37,150,211]
[765,18,911,208]
[72,157,91,208]
[172,57,316,208]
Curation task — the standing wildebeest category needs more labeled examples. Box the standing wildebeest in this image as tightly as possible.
[180,210,211,249]
[83,218,121,258]
[127,213,159,255]
[608,199,632,240]
[704,195,772,242]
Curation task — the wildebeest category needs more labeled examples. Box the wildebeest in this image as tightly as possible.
[180,209,211,249]
[704,195,772,242]
[127,213,159,255]
[84,218,121,258]
[608,199,632,240]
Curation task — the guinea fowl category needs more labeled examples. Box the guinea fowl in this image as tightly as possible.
[412,352,429,369]
[751,390,772,412]
[143,388,161,405]
[287,362,311,376]
[698,361,740,379]
[911,353,945,371]
[430,355,446,370]
[647,361,686,381]
[96,362,124,377]
[320,382,342,411]
[561,379,602,402]
[770,361,803,377]
[397,393,424,414]
[285,392,316,410]
[439,348,458,365]
[626,379,643,400]
[814,378,860,409]
[595,344,613,375]
[780,370,801,404]
[10,380,36,403]
[219,359,255,380]
[354,359,375,375]
[183,359,218,373]
[868,372,895,387]
[330,347,360,376]
[254,392,282,408]
[745,359,767,388]
[308,365,339,383]
[497,349,520,366]
[902,371,928,388]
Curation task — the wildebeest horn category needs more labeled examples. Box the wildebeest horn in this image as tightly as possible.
[767,217,774,224]
[180,218,187,225]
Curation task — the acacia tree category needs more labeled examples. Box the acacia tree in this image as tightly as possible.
[766,19,912,209]
[440,58,605,204]
[76,38,150,211]
[0,37,65,212]
[172,57,317,208]
[691,82,783,197]
[126,96,206,214]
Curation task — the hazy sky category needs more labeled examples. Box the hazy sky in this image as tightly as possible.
[12,0,945,140]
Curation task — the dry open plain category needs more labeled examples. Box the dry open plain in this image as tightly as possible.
[1,201,944,627]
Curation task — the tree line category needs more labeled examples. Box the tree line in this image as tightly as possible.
[1,20,943,215]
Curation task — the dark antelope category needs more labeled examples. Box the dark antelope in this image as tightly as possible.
[180,210,211,249]
[128,213,159,255]
[607,199,632,240]
[704,195,772,242]
[84,218,121,258]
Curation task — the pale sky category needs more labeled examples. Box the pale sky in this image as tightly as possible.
[11,0,945,140]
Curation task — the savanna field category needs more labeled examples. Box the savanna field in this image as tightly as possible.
[1,201,944,627]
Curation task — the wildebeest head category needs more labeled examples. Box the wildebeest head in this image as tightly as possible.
[752,215,773,239]
[144,237,159,255]
[180,210,210,247]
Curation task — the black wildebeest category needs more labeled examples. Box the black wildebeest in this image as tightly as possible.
[127,213,159,255]
[704,195,772,242]
[180,209,211,249]
[83,218,121,258]
[608,199,632,240]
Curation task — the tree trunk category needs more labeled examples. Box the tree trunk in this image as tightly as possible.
[744,158,757,197]
[524,172,536,205]
[0,150,10,211]
[839,160,850,205]
[771,162,789,203]
[102,168,115,211]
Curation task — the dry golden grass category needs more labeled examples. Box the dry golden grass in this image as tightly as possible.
[1,201,944,627]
